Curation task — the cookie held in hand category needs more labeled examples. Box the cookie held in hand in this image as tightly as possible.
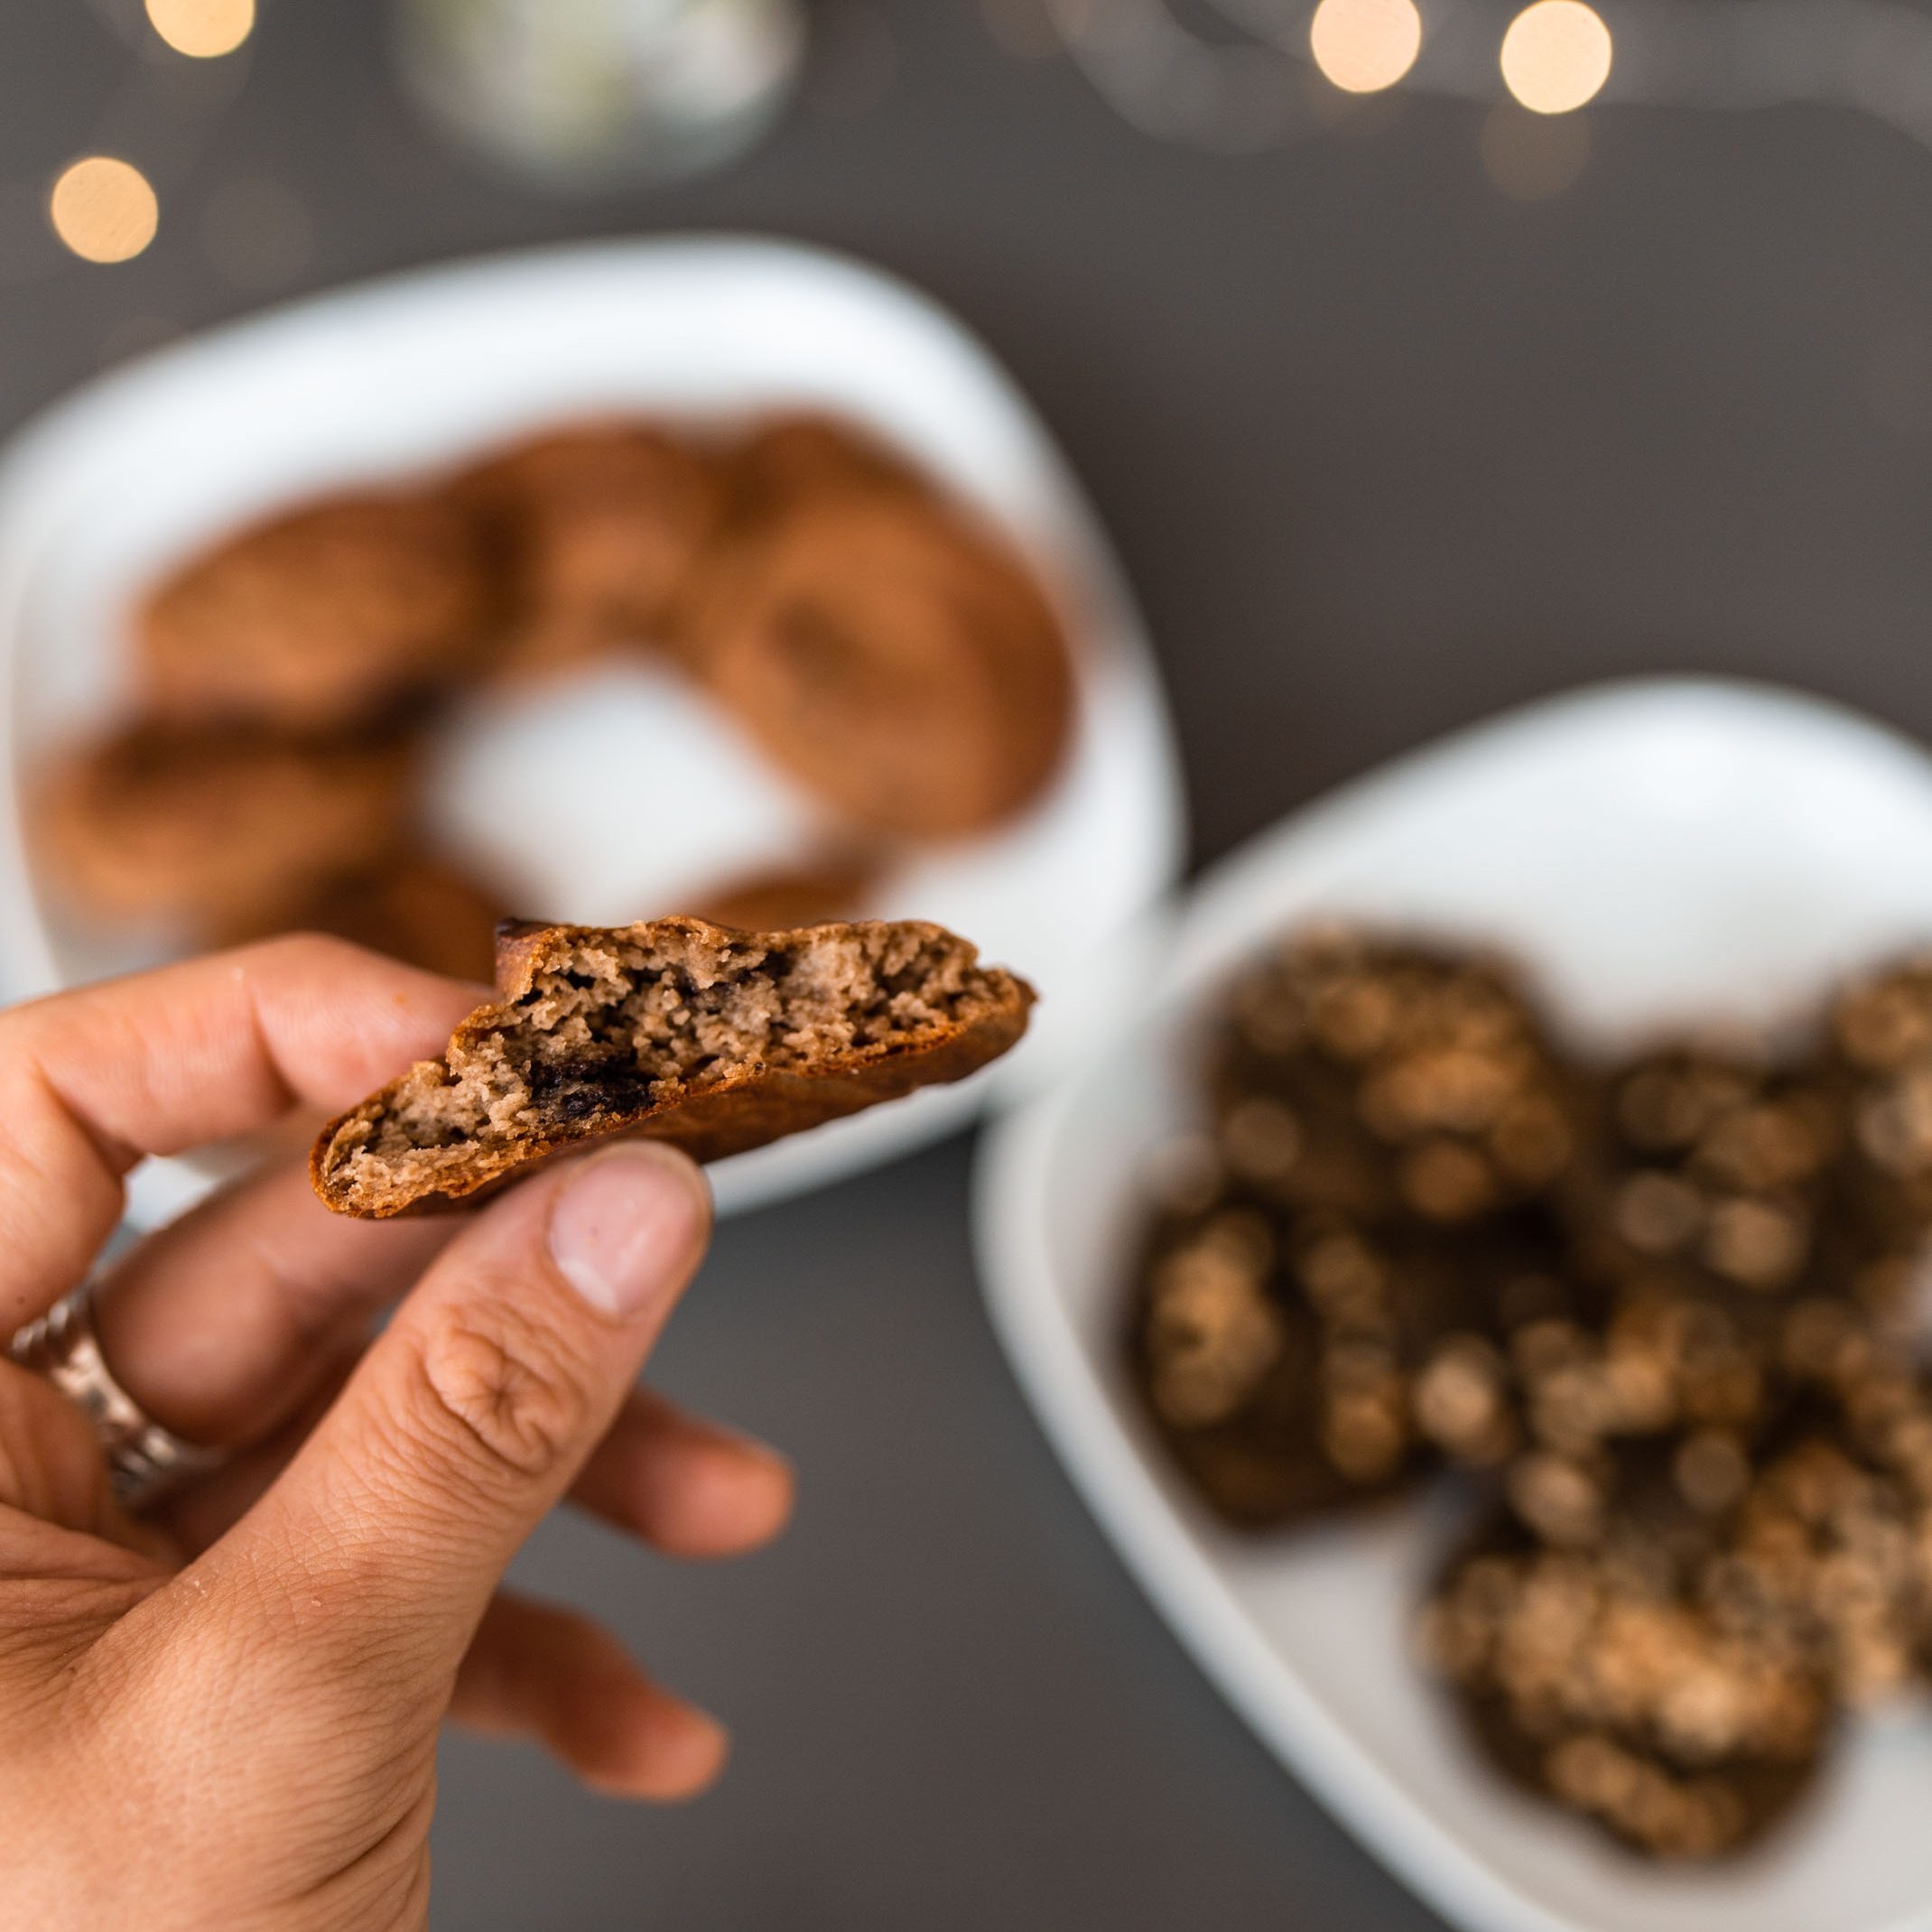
[311,916,1034,1217]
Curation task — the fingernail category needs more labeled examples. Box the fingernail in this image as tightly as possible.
[548,1147,710,1319]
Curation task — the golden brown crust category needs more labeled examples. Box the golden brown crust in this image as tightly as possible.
[311,915,1033,1217]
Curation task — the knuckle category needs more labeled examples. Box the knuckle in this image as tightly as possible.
[412,1303,593,1483]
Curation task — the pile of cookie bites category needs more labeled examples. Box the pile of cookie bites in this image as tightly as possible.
[28,413,1076,982]
[1130,930,1932,1860]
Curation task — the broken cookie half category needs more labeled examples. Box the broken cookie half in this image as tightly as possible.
[311,915,1034,1217]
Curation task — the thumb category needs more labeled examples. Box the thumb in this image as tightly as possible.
[215,1142,711,1683]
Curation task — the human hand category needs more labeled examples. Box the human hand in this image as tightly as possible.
[0,938,794,1931]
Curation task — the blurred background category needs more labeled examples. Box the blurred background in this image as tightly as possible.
[6,2,1932,1926]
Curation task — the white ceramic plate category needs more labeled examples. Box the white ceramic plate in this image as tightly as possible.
[975,679,1932,1932]
[0,237,1184,1225]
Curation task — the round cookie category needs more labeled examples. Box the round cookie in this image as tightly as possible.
[452,421,727,677]
[140,492,492,730]
[32,722,412,927]
[689,493,1076,838]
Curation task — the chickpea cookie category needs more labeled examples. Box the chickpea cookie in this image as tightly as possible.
[30,721,411,927]
[311,915,1033,1217]
[140,492,493,730]
[451,421,728,676]
[688,493,1076,837]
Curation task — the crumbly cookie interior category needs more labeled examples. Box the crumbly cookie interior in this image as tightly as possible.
[325,922,998,1204]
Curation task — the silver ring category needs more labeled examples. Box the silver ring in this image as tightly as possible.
[8,1285,222,1509]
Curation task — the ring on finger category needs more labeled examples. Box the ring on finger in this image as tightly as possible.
[9,1284,223,1509]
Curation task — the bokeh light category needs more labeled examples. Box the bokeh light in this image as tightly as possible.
[145,0,255,59]
[1310,0,1424,96]
[49,158,160,265]
[1500,1,1612,115]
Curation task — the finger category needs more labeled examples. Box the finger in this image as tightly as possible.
[158,1372,791,1565]
[450,1592,728,1800]
[0,1362,173,1579]
[153,1342,367,1556]
[571,1388,794,1559]
[0,936,483,1334]
[215,1143,711,1681]
[0,1359,118,1534]
[91,1158,458,1449]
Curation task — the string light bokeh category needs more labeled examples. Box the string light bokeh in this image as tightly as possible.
[144,0,255,60]
[1043,0,1932,184]
[1500,2,1613,115]
[1310,0,1424,95]
[48,158,159,265]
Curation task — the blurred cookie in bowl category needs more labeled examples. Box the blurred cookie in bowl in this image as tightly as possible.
[1823,954,1932,1244]
[1419,1501,1833,1860]
[28,720,413,932]
[686,488,1076,838]
[1572,1041,1861,1310]
[140,492,495,732]
[718,410,928,525]
[1206,927,1587,1231]
[681,849,882,933]
[1131,1184,1562,1529]
[212,846,509,986]
[450,420,729,680]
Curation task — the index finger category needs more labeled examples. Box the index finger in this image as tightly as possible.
[0,934,484,1335]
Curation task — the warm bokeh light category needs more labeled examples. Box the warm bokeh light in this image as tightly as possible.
[1309,0,1423,95]
[145,0,254,58]
[1500,1,1612,115]
[49,158,159,265]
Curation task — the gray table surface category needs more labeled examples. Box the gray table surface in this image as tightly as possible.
[8,2,1932,1926]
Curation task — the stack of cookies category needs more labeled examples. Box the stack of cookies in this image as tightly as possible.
[1129,931,1932,1858]
[31,413,1076,981]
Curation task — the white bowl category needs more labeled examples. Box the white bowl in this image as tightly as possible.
[0,237,1184,1225]
[975,678,1932,1932]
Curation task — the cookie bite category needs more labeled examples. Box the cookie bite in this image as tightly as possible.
[30,720,410,927]
[139,493,493,731]
[451,420,727,676]
[687,493,1075,837]
[312,915,1032,1216]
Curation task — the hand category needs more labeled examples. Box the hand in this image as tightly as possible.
[0,937,794,1931]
